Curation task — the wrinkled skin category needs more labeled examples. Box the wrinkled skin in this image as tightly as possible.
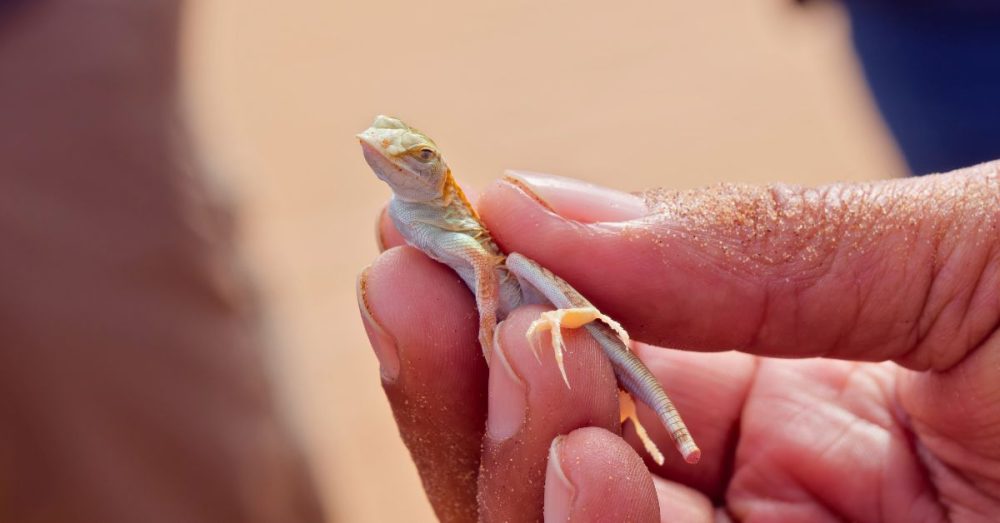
[359,163,1000,522]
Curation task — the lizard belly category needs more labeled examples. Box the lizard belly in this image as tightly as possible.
[495,264,523,319]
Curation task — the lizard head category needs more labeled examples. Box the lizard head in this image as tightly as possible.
[357,115,449,202]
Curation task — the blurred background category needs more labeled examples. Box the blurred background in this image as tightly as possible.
[183,1,906,520]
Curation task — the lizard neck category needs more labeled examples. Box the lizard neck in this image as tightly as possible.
[441,169,481,221]
[438,169,507,262]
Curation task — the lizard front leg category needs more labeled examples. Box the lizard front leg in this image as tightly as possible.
[417,227,505,362]
[470,257,501,362]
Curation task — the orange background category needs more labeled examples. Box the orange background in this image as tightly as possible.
[183,1,903,520]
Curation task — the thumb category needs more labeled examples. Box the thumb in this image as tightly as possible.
[477,164,1000,370]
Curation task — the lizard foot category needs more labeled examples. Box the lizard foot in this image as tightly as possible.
[619,390,665,466]
[525,307,631,388]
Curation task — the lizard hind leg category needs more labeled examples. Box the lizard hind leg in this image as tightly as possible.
[477,317,496,362]
[619,390,665,466]
[525,307,628,389]
[471,257,503,363]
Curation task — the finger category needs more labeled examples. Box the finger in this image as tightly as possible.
[376,206,406,251]
[651,477,719,523]
[478,306,621,521]
[478,166,1000,369]
[544,427,660,523]
[900,332,1000,485]
[358,246,487,522]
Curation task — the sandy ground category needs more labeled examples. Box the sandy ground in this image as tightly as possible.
[182,1,904,520]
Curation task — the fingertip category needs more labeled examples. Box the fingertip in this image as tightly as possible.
[545,427,659,523]
[486,328,527,441]
[501,170,648,222]
[543,435,573,522]
[651,476,717,522]
[356,266,400,381]
[376,205,406,251]
[362,247,477,359]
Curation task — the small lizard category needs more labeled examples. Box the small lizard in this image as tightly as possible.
[358,115,700,465]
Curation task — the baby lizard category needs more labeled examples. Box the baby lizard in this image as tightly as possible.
[358,115,700,465]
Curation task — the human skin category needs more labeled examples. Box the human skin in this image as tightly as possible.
[0,1,323,521]
[359,164,1000,522]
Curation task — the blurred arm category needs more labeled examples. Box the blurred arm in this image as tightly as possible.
[0,2,323,522]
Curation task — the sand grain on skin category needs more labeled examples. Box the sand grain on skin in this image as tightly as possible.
[637,162,1000,279]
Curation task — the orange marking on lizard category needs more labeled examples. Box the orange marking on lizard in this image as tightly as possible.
[443,169,482,221]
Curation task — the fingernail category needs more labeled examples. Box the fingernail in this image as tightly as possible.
[503,170,647,222]
[356,268,401,381]
[544,435,574,522]
[486,328,527,441]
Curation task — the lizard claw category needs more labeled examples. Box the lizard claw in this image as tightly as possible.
[524,321,544,364]
[526,311,572,389]
[549,323,571,389]
[599,314,631,351]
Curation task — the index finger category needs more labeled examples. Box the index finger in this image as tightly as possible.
[477,166,1000,370]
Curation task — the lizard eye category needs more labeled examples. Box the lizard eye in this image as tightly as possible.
[415,147,436,162]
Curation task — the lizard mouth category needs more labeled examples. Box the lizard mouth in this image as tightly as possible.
[359,137,408,182]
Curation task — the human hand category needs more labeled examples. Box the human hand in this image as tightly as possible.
[358,163,1000,521]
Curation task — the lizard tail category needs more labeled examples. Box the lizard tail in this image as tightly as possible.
[585,322,701,464]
